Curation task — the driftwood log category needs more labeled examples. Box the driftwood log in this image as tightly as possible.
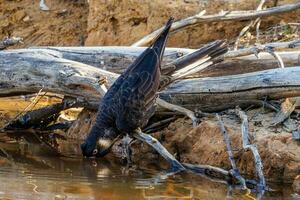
[2,49,300,112]
[29,46,300,78]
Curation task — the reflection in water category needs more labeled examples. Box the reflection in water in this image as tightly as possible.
[0,138,295,200]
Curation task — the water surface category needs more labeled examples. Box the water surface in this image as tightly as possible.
[0,136,295,200]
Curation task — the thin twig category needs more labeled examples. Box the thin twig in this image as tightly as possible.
[256,18,262,44]
[235,107,266,190]
[143,116,178,133]
[234,0,266,50]
[261,46,284,68]
[216,114,247,189]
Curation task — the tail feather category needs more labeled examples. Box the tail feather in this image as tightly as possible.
[151,17,174,63]
[159,40,228,90]
[165,40,224,75]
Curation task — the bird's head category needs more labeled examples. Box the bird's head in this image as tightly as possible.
[81,127,118,158]
[81,137,101,158]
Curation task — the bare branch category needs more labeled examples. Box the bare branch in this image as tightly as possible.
[234,0,266,50]
[216,114,247,189]
[132,2,300,47]
[235,108,266,190]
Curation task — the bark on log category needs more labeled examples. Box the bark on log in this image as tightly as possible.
[2,49,300,112]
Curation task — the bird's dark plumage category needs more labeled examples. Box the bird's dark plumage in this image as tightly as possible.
[81,18,174,157]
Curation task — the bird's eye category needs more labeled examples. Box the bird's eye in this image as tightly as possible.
[93,149,98,155]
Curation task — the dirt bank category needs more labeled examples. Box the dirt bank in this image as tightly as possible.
[86,0,300,48]
[0,0,88,47]
[2,0,300,48]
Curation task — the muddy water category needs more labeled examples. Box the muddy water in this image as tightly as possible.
[0,137,295,200]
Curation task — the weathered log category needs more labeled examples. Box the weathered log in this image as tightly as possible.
[30,47,192,74]
[0,49,118,99]
[193,50,300,78]
[158,67,300,112]
[2,48,300,112]
[27,46,300,78]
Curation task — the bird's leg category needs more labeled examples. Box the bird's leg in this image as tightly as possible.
[121,134,133,165]
[132,128,185,172]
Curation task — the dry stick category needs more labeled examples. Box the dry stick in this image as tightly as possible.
[182,163,231,182]
[256,17,262,44]
[216,114,247,189]
[156,98,199,127]
[143,116,177,133]
[235,108,266,190]
[234,0,266,50]
[261,46,284,68]
[132,2,300,47]
[234,19,259,50]
[3,88,45,128]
